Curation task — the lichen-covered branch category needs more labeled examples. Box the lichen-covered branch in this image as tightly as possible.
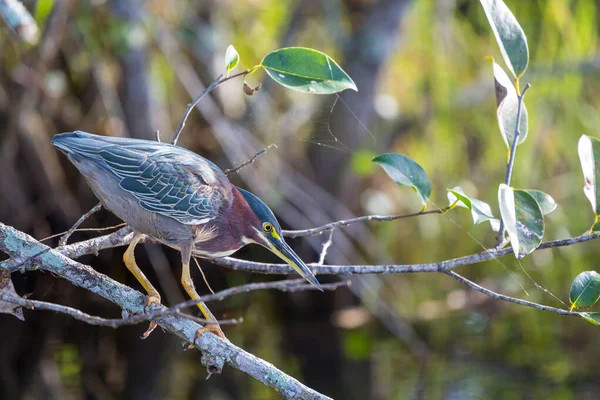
[0,222,332,400]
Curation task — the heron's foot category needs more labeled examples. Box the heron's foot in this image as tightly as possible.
[143,294,161,312]
[187,324,228,349]
[140,294,161,339]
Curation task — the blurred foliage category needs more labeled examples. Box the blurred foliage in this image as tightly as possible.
[3,0,600,399]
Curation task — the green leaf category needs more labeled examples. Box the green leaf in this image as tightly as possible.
[491,60,528,148]
[569,271,600,311]
[480,0,529,78]
[447,187,498,230]
[447,187,472,209]
[524,190,557,216]
[578,135,600,223]
[580,312,600,326]
[224,45,240,77]
[373,153,431,207]
[261,47,357,94]
[498,184,544,258]
[34,0,54,28]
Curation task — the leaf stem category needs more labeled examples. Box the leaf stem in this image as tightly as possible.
[496,82,531,246]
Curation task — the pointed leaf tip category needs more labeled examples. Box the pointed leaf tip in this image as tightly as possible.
[447,187,497,229]
[490,60,528,148]
[373,153,431,206]
[261,47,356,94]
[570,271,600,310]
[225,45,240,77]
[480,0,529,78]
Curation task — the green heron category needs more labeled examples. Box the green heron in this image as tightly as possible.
[52,131,321,339]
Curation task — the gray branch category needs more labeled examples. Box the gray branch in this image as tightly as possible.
[0,279,348,327]
[0,222,331,400]
[17,225,598,279]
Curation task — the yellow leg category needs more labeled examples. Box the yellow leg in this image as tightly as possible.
[124,233,160,338]
[124,233,161,306]
[180,244,226,341]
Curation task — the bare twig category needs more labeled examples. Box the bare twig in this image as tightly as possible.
[172,74,223,146]
[444,270,578,316]
[282,209,445,238]
[40,223,127,243]
[194,256,216,294]
[318,231,334,266]
[59,203,102,246]
[224,144,277,175]
[0,278,349,328]
[0,292,241,327]
[496,83,532,245]
[171,68,258,146]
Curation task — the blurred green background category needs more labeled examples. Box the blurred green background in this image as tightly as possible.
[2,0,600,399]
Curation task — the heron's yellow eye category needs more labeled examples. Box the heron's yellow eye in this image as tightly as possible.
[263,223,273,232]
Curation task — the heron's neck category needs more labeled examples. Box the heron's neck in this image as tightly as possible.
[229,187,261,243]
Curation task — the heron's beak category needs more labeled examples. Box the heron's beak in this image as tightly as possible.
[266,237,322,291]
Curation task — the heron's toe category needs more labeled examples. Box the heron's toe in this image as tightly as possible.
[187,324,228,349]
[139,294,161,339]
[143,294,161,312]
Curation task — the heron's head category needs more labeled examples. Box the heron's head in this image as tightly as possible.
[237,187,322,290]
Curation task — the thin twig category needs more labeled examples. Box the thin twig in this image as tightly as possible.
[58,202,102,246]
[318,231,334,266]
[0,292,242,326]
[194,256,215,295]
[171,68,257,146]
[224,144,277,175]
[172,74,223,146]
[496,83,532,246]
[40,223,126,243]
[282,209,445,238]
[208,230,600,276]
[444,270,578,316]
[0,278,348,328]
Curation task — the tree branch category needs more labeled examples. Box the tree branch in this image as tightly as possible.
[59,202,102,246]
[172,74,223,146]
[0,279,349,327]
[171,68,257,146]
[444,270,577,316]
[224,144,277,175]
[282,209,444,238]
[0,222,332,399]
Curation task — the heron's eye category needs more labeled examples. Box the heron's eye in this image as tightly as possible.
[263,223,273,232]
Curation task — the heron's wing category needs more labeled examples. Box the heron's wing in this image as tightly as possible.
[99,145,225,225]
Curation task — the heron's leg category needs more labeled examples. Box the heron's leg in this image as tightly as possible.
[180,243,226,340]
[124,232,161,308]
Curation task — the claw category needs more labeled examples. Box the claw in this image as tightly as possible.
[187,324,227,349]
[144,294,161,312]
[140,294,161,339]
[141,322,158,339]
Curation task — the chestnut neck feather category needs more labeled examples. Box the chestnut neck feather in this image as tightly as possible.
[194,186,261,256]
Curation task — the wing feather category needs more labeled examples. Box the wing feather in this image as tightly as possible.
[99,145,224,225]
